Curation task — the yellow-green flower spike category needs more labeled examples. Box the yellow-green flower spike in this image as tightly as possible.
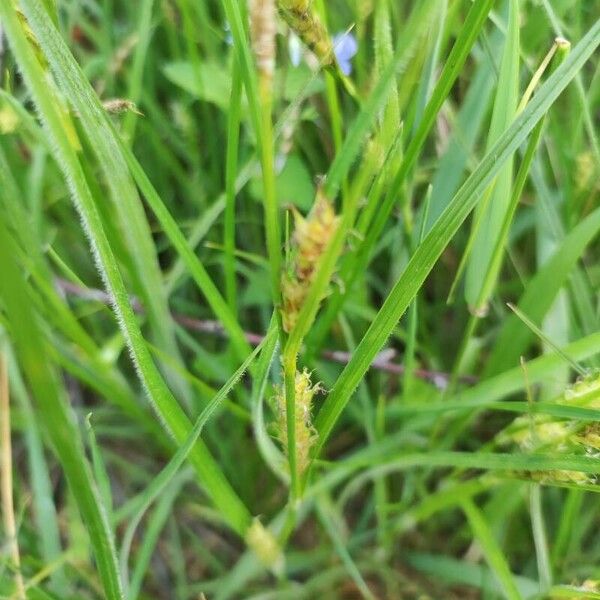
[274,369,321,474]
[281,190,339,333]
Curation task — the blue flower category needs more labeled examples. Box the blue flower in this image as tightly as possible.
[333,32,358,76]
[288,30,358,75]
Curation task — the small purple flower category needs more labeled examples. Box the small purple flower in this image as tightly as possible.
[333,32,358,76]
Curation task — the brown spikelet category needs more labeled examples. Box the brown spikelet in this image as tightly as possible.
[281,189,339,333]
[574,423,600,450]
[250,0,277,82]
[102,99,143,115]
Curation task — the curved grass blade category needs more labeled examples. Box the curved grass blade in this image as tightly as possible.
[250,319,289,483]
[487,205,600,375]
[441,331,600,413]
[118,332,272,577]
[0,217,124,599]
[19,0,191,404]
[464,0,520,313]
[336,451,600,486]
[392,400,600,423]
[461,499,523,600]
[0,0,253,538]
[314,19,600,452]
[17,0,252,364]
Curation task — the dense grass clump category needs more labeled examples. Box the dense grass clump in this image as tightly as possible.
[0,0,599,598]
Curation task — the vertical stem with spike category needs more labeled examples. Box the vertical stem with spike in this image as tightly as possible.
[250,0,300,497]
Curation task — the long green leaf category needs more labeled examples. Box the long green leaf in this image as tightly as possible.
[0,0,253,538]
[392,400,600,422]
[0,217,124,599]
[20,0,191,403]
[314,19,600,452]
[307,0,495,353]
[18,0,252,364]
[338,451,600,484]
[461,499,523,600]
[384,333,600,456]
[465,0,520,312]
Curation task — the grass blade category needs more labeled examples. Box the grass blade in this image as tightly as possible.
[18,0,252,364]
[307,0,495,352]
[464,0,520,313]
[0,0,255,540]
[487,205,600,374]
[0,214,124,599]
[19,0,191,403]
[461,499,523,600]
[314,19,600,452]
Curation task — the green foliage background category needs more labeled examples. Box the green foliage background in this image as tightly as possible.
[0,0,599,598]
